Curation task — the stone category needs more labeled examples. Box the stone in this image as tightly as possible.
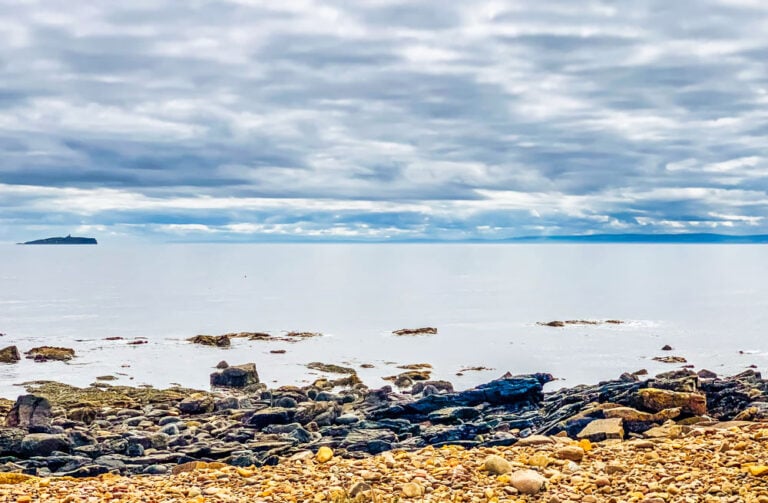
[428,407,481,424]
[516,435,555,447]
[392,327,437,336]
[215,360,229,369]
[401,482,424,497]
[68,406,98,425]
[637,388,707,416]
[0,427,25,455]
[698,369,718,379]
[245,407,295,429]
[315,446,333,463]
[661,344,673,351]
[210,363,259,388]
[555,445,585,462]
[652,355,687,364]
[483,454,512,474]
[178,394,215,414]
[509,469,546,495]
[24,346,75,361]
[5,395,52,431]
[187,335,230,347]
[577,418,624,442]
[348,481,372,498]
[0,345,20,363]
[306,362,356,374]
[20,433,72,457]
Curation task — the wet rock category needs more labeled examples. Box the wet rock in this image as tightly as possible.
[0,345,20,363]
[215,360,229,369]
[5,395,52,432]
[638,388,707,416]
[25,346,75,362]
[538,320,565,327]
[652,356,687,364]
[412,380,454,395]
[392,327,437,336]
[698,369,718,379]
[187,335,231,347]
[20,433,72,457]
[210,363,259,388]
[661,344,673,351]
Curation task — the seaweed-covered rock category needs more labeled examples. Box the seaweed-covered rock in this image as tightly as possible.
[25,346,75,362]
[0,345,20,363]
[187,335,231,347]
[210,363,259,388]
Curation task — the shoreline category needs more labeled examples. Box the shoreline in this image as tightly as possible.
[0,365,767,494]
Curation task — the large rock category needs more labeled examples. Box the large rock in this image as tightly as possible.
[24,346,75,362]
[20,433,72,457]
[637,388,707,416]
[5,395,52,431]
[0,428,25,455]
[178,393,215,414]
[0,345,20,363]
[210,363,259,388]
[510,469,546,495]
[244,407,295,429]
[577,417,624,442]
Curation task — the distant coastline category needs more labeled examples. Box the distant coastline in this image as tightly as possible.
[19,234,97,245]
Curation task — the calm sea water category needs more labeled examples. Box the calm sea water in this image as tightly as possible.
[1,243,767,399]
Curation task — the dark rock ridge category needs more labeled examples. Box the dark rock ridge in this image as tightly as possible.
[0,368,766,478]
[19,235,97,245]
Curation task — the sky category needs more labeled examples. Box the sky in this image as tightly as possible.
[2,0,768,242]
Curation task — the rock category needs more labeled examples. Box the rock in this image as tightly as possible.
[555,445,585,462]
[538,321,565,327]
[178,394,215,414]
[401,482,424,498]
[5,395,52,431]
[509,469,546,495]
[0,345,20,363]
[244,407,295,429]
[638,388,707,416]
[20,433,72,457]
[661,344,673,351]
[577,418,624,442]
[348,481,372,498]
[698,369,718,379]
[210,363,259,388]
[215,360,229,369]
[516,435,555,447]
[652,356,687,364]
[315,446,333,463]
[0,428,25,455]
[68,406,98,425]
[483,454,512,474]
[392,327,437,336]
[428,406,481,424]
[24,346,75,361]
[187,335,231,347]
[306,362,356,374]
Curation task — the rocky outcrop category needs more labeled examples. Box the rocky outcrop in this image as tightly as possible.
[0,345,20,363]
[24,346,75,362]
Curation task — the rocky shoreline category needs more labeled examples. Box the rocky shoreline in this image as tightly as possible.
[0,360,767,491]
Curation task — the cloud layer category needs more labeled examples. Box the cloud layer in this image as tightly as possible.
[2,0,768,241]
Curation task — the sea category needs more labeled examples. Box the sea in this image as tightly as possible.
[1,243,767,399]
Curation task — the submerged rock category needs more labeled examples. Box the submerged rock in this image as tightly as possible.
[306,362,356,375]
[187,335,231,347]
[392,327,437,336]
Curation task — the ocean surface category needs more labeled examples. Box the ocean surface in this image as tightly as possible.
[1,243,767,399]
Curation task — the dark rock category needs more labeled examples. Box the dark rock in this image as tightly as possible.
[20,433,72,457]
[0,428,25,455]
[188,335,231,347]
[427,407,482,424]
[178,394,215,414]
[698,369,718,379]
[341,429,396,453]
[5,395,52,431]
[392,327,437,336]
[0,345,20,363]
[244,407,295,429]
[143,464,168,475]
[210,363,259,388]
[216,360,229,369]
[67,407,98,425]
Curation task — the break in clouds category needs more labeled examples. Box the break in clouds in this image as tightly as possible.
[1,0,768,241]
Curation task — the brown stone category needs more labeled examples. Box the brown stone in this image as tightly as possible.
[637,388,707,416]
[0,345,20,363]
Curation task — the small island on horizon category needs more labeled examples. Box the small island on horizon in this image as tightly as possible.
[19,234,98,245]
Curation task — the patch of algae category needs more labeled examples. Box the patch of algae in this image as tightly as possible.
[19,381,203,409]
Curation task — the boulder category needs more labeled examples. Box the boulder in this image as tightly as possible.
[637,388,707,416]
[0,345,20,363]
[5,395,52,431]
[510,469,546,494]
[20,433,72,457]
[483,454,512,474]
[244,407,295,429]
[24,346,75,361]
[210,363,259,388]
[577,418,624,442]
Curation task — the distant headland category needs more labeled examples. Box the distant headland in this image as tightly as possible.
[19,234,97,245]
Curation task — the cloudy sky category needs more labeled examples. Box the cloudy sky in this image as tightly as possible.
[2,0,768,242]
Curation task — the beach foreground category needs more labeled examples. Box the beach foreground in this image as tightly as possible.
[3,422,768,502]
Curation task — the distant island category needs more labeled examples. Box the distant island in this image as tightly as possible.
[19,234,97,245]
